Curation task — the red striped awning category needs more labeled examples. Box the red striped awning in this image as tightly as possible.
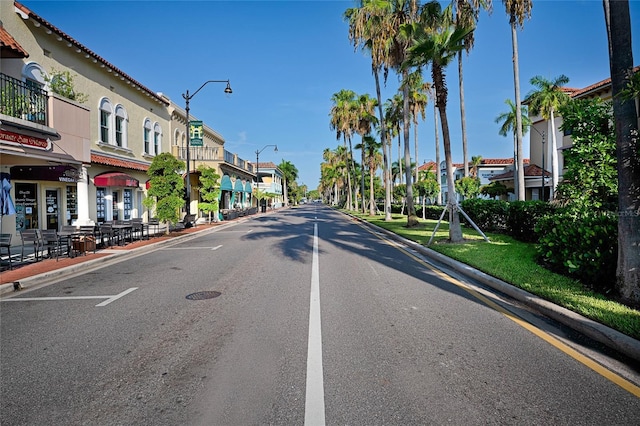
[94,172,139,187]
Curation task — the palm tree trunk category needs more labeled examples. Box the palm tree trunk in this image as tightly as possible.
[345,138,353,210]
[549,110,559,199]
[511,20,526,201]
[402,70,417,224]
[414,122,419,184]
[361,141,366,214]
[434,100,442,205]
[458,52,469,177]
[373,68,392,221]
[603,0,640,304]
[369,162,375,216]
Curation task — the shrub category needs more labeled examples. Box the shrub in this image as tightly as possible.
[535,209,618,293]
[460,199,509,232]
[422,205,446,220]
[508,200,555,243]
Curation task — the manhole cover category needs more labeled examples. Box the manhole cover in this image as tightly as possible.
[186,291,221,300]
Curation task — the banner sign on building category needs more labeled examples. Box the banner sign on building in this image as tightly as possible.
[189,121,203,147]
[0,130,51,150]
[10,165,79,182]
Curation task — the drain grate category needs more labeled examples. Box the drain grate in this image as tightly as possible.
[186,291,221,300]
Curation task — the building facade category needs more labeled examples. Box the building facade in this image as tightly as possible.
[1,1,259,246]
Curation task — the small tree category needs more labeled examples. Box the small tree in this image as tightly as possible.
[455,176,481,199]
[197,165,221,222]
[414,171,440,219]
[480,181,511,199]
[254,188,267,211]
[145,153,184,233]
[555,98,617,210]
[44,69,88,103]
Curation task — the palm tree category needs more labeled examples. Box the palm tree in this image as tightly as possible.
[372,0,420,226]
[345,0,394,221]
[603,0,640,304]
[329,89,357,210]
[355,135,383,215]
[495,98,531,191]
[470,155,483,178]
[526,74,570,199]
[385,94,404,186]
[278,160,298,207]
[502,0,532,201]
[453,0,492,177]
[407,70,430,184]
[404,2,473,242]
[353,93,379,213]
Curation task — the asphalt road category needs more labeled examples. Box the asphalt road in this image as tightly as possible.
[1,204,639,425]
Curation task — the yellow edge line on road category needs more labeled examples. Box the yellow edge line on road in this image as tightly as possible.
[361,223,640,398]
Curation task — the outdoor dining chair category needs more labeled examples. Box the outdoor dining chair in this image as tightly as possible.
[20,229,44,262]
[41,229,63,261]
[99,223,115,247]
[0,233,12,270]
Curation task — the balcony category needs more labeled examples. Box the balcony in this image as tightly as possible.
[174,145,255,174]
[0,73,48,126]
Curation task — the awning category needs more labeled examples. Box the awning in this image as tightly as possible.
[94,172,139,187]
[220,175,233,191]
[234,179,244,192]
[244,182,253,193]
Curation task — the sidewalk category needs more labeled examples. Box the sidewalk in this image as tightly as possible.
[0,221,220,292]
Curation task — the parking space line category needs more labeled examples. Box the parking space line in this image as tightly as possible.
[2,287,138,307]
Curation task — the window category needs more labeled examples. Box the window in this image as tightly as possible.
[143,119,152,154]
[114,105,128,147]
[123,189,132,220]
[153,123,162,155]
[96,187,106,223]
[99,98,113,143]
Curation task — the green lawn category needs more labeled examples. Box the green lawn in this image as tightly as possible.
[347,211,640,341]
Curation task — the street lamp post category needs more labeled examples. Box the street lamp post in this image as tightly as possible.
[531,126,546,201]
[255,144,278,211]
[182,80,232,215]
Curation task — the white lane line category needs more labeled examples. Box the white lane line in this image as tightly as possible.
[95,287,138,307]
[246,229,253,234]
[211,245,222,251]
[162,247,221,250]
[305,223,326,426]
[1,287,138,307]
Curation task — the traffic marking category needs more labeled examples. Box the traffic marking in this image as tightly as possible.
[1,287,138,307]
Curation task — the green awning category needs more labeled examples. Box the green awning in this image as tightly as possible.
[220,175,233,191]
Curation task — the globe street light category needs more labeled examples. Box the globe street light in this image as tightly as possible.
[255,144,278,212]
[182,80,232,215]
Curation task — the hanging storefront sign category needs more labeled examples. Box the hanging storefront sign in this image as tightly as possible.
[189,120,203,147]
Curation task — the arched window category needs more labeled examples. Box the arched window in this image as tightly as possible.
[153,122,162,155]
[143,119,152,154]
[99,98,113,144]
[22,62,46,88]
[114,105,128,148]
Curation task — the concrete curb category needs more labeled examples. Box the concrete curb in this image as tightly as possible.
[349,213,640,363]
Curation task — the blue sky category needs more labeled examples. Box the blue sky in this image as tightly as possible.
[19,0,640,190]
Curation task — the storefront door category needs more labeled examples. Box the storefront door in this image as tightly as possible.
[112,191,119,221]
[45,189,60,230]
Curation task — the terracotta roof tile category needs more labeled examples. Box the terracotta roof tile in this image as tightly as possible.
[0,25,28,58]
[489,164,548,180]
[91,153,149,172]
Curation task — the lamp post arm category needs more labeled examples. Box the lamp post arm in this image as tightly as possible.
[184,80,231,101]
